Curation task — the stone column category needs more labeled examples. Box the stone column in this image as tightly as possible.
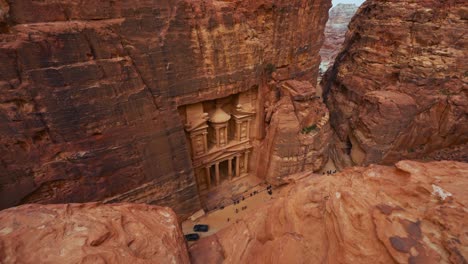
[246,120,251,139]
[244,151,250,174]
[194,170,200,189]
[215,162,220,186]
[228,158,233,181]
[215,127,220,148]
[236,121,241,141]
[235,154,241,177]
[223,127,228,145]
[219,127,226,147]
[205,166,211,189]
[203,132,208,152]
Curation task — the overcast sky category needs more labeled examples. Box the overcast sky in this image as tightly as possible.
[332,0,365,6]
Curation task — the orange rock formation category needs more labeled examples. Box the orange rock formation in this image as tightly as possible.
[190,160,468,263]
[323,0,468,167]
[0,203,190,264]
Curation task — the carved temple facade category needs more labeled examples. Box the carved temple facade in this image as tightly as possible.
[179,90,257,195]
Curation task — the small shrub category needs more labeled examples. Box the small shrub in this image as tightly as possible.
[439,89,450,96]
[301,124,317,134]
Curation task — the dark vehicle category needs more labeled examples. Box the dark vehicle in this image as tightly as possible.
[193,224,209,232]
[185,233,200,241]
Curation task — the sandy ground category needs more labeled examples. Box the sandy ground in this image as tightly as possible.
[182,166,335,244]
[182,183,280,244]
[319,157,338,175]
[199,175,263,212]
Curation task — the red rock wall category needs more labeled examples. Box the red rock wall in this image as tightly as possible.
[257,80,332,184]
[323,0,468,167]
[0,0,331,218]
[190,160,468,263]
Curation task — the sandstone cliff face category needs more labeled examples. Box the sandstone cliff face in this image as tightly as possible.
[0,203,190,264]
[0,0,331,218]
[258,79,332,183]
[190,160,468,263]
[323,0,468,168]
[319,3,358,75]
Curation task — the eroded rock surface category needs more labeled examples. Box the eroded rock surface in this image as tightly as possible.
[323,0,468,168]
[319,3,358,76]
[258,79,332,184]
[0,203,189,264]
[190,160,468,263]
[0,0,331,217]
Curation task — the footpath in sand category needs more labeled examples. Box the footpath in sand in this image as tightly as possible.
[182,170,338,243]
[182,183,280,243]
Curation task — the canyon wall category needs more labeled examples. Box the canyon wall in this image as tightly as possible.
[258,79,332,184]
[0,0,331,218]
[319,3,358,75]
[190,160,468,263]
[323,0,468,168]
[0,203,190,264]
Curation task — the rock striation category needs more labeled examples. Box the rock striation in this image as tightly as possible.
[0,0,331,218]
[319,3,358,77]
[190,160,468,263]
[323,0,468,168]
[0,203,190,264]
[258,79,332,184]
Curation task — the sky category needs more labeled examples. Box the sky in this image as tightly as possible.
[332,0,365,6]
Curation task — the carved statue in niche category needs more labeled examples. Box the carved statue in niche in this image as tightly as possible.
[220,129,225,145]
[194,135,205,156]
[239,156,245,172]
[240,122,248,140]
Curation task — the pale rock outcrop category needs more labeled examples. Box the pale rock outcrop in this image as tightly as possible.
[319,3,358,76]
[0,203,190,264]
[190,160,468,263]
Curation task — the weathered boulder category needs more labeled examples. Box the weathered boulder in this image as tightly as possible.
[0,203,189,264]
[190,160,468,263]
[323,0,468,168]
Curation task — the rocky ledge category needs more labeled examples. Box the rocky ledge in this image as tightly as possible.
[190,160,468,263]
[0,203,190,264]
